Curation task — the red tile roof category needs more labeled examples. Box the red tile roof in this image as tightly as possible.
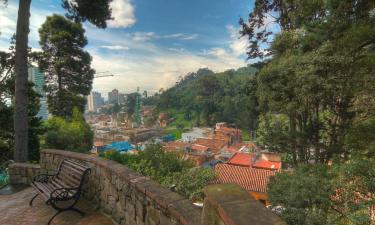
[191,144,209,151]
[194,138,227,153]
[214,163,276,193]
[227,152,254,167]
[253,160,282,171]
[163,141,189,152]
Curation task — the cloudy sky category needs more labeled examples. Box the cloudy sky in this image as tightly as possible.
[0,0,254,95]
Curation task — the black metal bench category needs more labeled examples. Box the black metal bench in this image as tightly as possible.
[30,159,91,225]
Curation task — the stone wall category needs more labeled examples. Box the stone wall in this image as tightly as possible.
[8,163,41,185]
[39,149,201,225]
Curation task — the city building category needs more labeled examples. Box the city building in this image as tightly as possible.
[108,89,119,104]
[28,66,49,120]
[87,91,104,112]
[118,93,126,105]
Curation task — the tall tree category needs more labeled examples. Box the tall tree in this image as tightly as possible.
[14,0,31,162]
[14,0,112,162]
[39,15,94,117]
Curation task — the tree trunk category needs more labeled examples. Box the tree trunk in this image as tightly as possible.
[14,0,31,162]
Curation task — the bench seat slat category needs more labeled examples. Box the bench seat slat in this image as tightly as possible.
[57,171,80,187]
[62,163,85,176]
[63,160,88,172]
[60,166,85,183]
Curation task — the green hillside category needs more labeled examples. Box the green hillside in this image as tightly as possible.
[145,65,259,131]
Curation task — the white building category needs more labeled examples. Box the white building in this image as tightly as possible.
[181,127,212,143]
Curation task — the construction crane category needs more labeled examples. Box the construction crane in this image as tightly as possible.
[93,71,114,78]
[94,74,114,78]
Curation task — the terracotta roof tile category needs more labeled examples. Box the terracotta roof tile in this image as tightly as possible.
[253,160,282,171]
[214,163,276,193]
[227,152,254,167]
[191,144,209,151]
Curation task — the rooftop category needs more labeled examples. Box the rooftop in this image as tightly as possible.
[0,186,114,225]
[214,163,277,193]
[253,160,282,171]
[227,152,254,167]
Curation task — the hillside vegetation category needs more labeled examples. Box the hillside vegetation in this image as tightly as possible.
[145,66,259,132]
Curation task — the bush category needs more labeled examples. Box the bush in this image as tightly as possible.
[102,144,216,201]
[44,108,93,152]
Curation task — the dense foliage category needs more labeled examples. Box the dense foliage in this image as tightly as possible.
[242,0,375,164]
[44,108,93,153]
[38,14,94,118]
[240,0,375,224]
[103,144,216,201]
[148,66,259,130]
[268,158,375,225]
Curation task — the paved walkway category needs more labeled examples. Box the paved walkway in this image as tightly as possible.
[0,187,115,225]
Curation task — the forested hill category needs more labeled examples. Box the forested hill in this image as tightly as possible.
[144,65,259,130]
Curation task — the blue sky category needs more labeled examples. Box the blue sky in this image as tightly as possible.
[0,0,254,94]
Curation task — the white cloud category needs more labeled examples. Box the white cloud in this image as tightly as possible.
[0,1,56,48]
[226,24,248,57]
[107,0,136,28]
[160,33,198,40]
[100,45,129,50]
[131,32,198,42]
[132,32,155,41]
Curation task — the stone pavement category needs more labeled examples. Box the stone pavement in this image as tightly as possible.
[0,187,115,225]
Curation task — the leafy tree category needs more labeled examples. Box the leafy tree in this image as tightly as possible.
[268,164,334,225]
[44,108,93,152]
[38,14,94,118]
[268,159,375,225]
[13,0,112,162]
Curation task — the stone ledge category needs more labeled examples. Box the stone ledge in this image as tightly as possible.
[203,184,286,225]
[8,163,41,169]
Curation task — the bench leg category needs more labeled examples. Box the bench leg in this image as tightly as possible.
[29,193,39,206]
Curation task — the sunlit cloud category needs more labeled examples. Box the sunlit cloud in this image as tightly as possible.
[107,0,136,28]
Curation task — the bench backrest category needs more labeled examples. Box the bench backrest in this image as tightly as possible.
[55,159,90,189]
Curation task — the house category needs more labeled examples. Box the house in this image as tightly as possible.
[227,152,282,171]
[181,127,212,143]
[214,163,277,205]
[163,141,189,152]
[252,160,282,171]
[214,122,242,145]
[194,138,227,154]
[227,152,255,167]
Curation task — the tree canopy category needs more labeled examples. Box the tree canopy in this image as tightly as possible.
[38,14,94,118]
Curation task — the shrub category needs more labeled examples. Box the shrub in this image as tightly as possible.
[44,108,93,152]
[102,144,216,201]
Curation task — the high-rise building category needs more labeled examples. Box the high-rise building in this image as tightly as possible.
[108,89,119,104]
[28,66,49,121]
[118,93,126,105]
[87,91,104,112]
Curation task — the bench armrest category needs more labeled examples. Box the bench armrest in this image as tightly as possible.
[33,173,56,183]
[50,187,78,201]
